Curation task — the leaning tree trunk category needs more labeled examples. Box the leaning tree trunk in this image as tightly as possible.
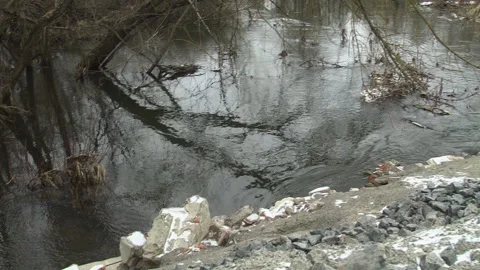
[75,0,204,79]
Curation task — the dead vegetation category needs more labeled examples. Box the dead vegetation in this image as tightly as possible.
[27,153,106,205]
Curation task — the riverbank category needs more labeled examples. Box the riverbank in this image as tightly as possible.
[68,153,480,270]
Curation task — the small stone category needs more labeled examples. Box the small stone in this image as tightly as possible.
[464,203,478,216]
[470,249,480,261]
[243,214,260,225]
[451,194,465,205]
[449,204,463,216]
[419,252,446,270]
[455,238,474,254]
[429,201,448,213]
[375,177,389,185]
[310,228,325,236]
[369,228,387,242]
[450,182,465,192]
[355,232,371,243]
[459,188,474,197]
[308,201,325,212]
[409,214,424,224]
[387,227,399,235]
[405,224,417,231]
[341,229,357,236]
[342,244,386,270]
[341,236,360,245]
[436,196,449,202]
[225,205,254,227]
[293,241,312,252]
[379,218,398,229]
[234,248,250,259]
[307,249,328,265]
[439,247,457,266]
[288,232,308,242]
[432,188,447,195]
[398,228,412,237]
[294,197,305,205]
[382,207,392,216]
[307,235,322,246]
[285,206,296,215]
[323,229,338,238]
[354,227,366,234]
[466,181,480,190]
[269,236,292,250]
[322,235,340,245]
[355,215,377,229]
[349,188,360,192]
[175,263,186,270]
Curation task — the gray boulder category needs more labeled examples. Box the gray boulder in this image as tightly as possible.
[439,247,457,266]
[419,252,446,270]
[343,243,387,270]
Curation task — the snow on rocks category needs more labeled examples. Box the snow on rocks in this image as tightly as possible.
[117,195,211,269]
[119,231,147,266]
[426,155,464,166]
[402,175,476,189]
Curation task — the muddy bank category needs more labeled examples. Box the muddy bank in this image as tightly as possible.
[72,153,480,270]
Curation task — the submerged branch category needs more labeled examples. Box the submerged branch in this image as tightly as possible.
[409,0,480,69]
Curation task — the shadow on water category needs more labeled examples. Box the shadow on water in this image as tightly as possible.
[1,0,480,268]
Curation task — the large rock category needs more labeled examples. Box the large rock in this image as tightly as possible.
[119,231,147,265]
[343,243,387,270]
[142,195,211,261]
[225,205,254,227]
[419,252,446,270]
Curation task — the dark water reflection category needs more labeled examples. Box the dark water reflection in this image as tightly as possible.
[1,1,480,269]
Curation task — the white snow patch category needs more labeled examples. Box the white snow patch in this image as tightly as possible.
[420,1,433,6]
[335,200,347,207]
[187,195,205,204]
[278,262,291,268]
[259,208,275,219]
[326,248,353,261]
[339,249,353,259]
[426,155,463,166]
[309,186,330,195]
[201,239,218,247]
[127,231,146,247]
[401,175,474,189]
[351,195,359,199]
[456,250,473,264]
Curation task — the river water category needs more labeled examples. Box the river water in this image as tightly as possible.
[1,1,480,269]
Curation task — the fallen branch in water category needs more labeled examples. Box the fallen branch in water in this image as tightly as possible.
[403,119,435,130]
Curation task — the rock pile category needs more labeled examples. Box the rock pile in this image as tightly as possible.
[170,177,480,270]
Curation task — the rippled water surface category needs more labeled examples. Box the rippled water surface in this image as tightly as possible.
[1,1,480,269]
